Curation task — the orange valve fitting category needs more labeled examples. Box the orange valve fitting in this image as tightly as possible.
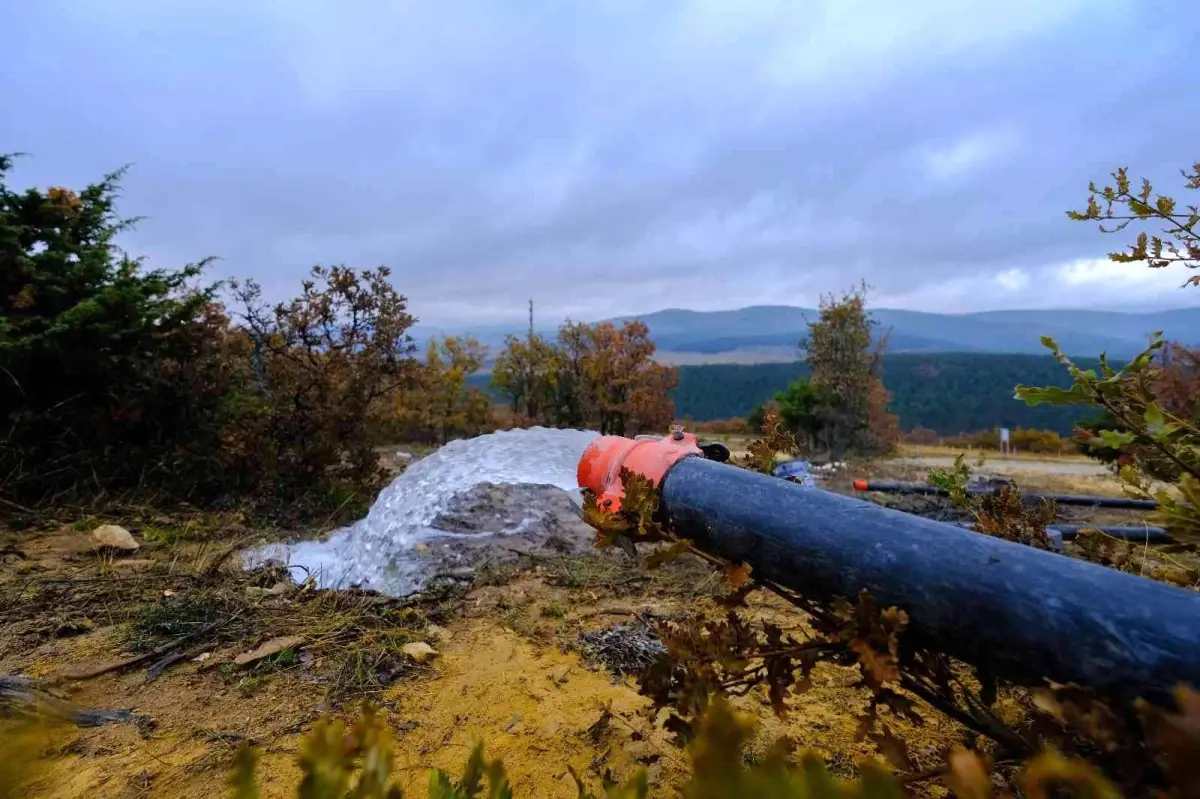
[577,428,703,512]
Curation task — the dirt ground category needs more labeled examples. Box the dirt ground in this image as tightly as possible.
[0,447,1178,797]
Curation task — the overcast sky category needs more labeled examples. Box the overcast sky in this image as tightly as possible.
[3,0,1197,326]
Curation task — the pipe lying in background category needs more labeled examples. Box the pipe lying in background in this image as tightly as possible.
[1047,524,1171,541]
[950,522,1173,551]
[578,436,1200,702]
[952,522,1171,542]
[852,479,1160,510]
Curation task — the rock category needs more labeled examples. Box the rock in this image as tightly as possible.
[430,483,594,540]
[192,652,212,663]
[245,581,293,598]
[401,641,438,663]
[412,542,429,552]
[91,525,139,551]
[233,636,305,667]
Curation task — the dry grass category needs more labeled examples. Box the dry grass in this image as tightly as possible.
[0,507,463,700]
[896,444,1091,463]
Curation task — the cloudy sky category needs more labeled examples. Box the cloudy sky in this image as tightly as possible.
[3,0,1197,326]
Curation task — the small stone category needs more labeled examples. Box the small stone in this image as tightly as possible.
[622,741,656,763]
[412,542,429,552]
[91,524,139,551]
[233,636,305,667]
[426,623,449,641]
[401,641,438,663]
[245,581,294,598]
[193,652,212,663]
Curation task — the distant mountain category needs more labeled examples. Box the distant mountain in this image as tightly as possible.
[615,305,1199,361]
[416,305,1200,364]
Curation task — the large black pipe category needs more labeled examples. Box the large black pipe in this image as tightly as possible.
[855,480,1159,510]
[661,457,1200,701]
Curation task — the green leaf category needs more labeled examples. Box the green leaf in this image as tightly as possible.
[1097,430,1137,449]
[428,771,459,799]
[1014,384,1089,406]
[229,744,261,799]
[1145,405,1166,428]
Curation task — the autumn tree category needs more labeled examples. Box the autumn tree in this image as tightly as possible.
[552,320,595,428]
[398,337,492,445]
[801,285,898,458]
[582,320,677,436]
[490,318,678,435]
[490,332,559,425]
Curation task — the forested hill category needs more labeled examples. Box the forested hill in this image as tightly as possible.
[671,353,1107,434]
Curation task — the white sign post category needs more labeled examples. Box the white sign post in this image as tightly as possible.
[999,427,1011,455]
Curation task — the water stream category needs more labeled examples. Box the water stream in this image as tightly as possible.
[245,427,599,596]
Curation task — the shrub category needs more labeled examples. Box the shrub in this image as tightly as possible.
[0,157,425,517]
[689,418,748,435]
[222,266,419,509]
[0,155,232,505]
[900,426,939,445]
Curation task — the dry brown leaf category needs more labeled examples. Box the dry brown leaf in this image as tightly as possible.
[869,724,913,770]
[945,747,990,799]
[851,638,900,688]
[723,562,752,590]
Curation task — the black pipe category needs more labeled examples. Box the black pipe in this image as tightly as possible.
[661,457,1200,701]
[855,480,1159,510]
[1049,524,1171,542]
[952,522,1172,543]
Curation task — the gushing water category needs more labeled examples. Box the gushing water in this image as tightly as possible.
[245,427,599,595]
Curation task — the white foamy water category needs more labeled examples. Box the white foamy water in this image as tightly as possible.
[245,427,599,595]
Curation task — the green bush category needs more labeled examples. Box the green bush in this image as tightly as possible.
[0,156,421,516]
[0,155,232,504]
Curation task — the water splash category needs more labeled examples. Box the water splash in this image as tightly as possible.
[246,427,598,595]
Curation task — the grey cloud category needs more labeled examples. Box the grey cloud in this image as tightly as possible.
[2,0,1197,326]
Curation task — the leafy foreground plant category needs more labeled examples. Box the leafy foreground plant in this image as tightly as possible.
[217,696,1176,798]
[1015,333,1200,547]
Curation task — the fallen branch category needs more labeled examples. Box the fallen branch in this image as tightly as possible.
[1,676,143,728]
[61,616,230,681]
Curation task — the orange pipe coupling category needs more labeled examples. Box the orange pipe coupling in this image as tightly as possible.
[577,429,702,512]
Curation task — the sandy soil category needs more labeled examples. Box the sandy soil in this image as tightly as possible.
[2,509,970,797]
